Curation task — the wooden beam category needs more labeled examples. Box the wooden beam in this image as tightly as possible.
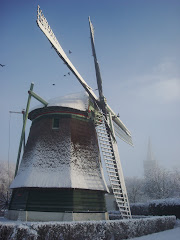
[14,83,34,177]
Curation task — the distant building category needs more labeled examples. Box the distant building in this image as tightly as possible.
[143,138,157,179]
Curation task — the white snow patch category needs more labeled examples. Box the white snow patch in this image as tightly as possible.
[30,92,89,112]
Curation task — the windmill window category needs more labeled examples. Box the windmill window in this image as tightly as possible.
[52,118,59,129]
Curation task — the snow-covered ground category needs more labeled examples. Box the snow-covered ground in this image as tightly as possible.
[130,220,180,240]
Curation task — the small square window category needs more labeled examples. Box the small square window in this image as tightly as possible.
[52,118,59,129]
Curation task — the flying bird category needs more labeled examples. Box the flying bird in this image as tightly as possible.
[52,83,55,86]
[69,50,72,54]
[0,64,5,67]
[68,72,70,75]
[64,74,66,77]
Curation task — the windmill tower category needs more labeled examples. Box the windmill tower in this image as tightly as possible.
[8,6,133,221]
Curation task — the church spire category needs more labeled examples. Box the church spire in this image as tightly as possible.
[144,137,157,178]
[147,137,155,162]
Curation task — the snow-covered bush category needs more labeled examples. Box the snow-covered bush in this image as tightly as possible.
[0,161,14,196]
[0,223,38,240]
[131,198,180,219]
[108,210,122,220]
[149,198,180,219]
[0,216,176,240]
[130,202,149,216]
[125,166,180,203]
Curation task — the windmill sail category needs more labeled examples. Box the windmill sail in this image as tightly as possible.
[89,17,104,104]
[36,6,98,104]
[88,17,133,146]
[112,118,133,146]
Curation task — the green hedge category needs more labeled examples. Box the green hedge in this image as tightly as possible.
[131,198,180,219]
[0,216,176,240]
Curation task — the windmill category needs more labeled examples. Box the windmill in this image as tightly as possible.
[8,6,133,221]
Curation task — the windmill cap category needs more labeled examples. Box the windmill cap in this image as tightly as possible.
[29,92,89,113]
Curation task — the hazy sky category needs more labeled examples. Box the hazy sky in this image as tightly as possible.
[1,0,180,177]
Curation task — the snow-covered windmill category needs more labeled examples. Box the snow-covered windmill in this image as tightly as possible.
[8,6,133,221]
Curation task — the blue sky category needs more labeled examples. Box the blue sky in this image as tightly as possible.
[1,0,180,177]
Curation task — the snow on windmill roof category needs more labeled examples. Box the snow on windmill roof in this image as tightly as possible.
[30,92,89,113]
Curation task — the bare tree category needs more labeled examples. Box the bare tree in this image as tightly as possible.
[126,177,144,203]
[126,166,180,203]
[0,161,15,196]
[143,164,180,200]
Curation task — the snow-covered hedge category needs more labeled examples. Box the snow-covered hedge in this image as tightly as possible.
[131,198,180,219]
[108,211,122,220]
[0,216,176,240]
[130,202,149,216]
